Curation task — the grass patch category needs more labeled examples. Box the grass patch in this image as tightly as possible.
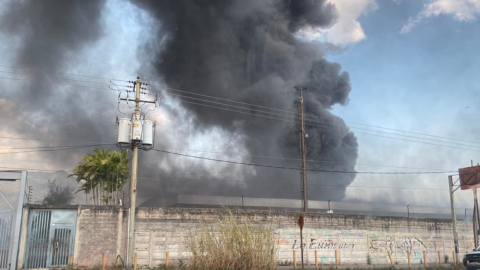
[188,208,277,270]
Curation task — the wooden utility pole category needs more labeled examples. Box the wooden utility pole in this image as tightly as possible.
[128,77,142,265]
[294,86,308,212]
[117,76,157,266]
[448,175,459,264]
[471,160,480,247]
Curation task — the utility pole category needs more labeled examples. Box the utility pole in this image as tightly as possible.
[474,189,479,247]
[128,77,141,265]
[115,76,157,266]
[294,86,308,212]
[448,175,460,262]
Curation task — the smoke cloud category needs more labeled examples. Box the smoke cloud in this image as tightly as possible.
[0,0,357,206]
[133,0,358,204]
[0,0,109,151]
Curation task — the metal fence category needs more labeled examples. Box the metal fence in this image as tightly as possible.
[24,209,77,269]
[0,211,14,270]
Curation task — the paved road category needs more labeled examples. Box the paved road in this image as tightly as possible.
[276,264,463,269]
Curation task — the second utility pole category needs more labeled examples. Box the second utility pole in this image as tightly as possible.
[448,175,459,263]
[128,76,142,265]
[295,86,308,212]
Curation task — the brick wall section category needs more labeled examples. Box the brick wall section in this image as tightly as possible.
[75,206,127,267]
[134,208,474,267]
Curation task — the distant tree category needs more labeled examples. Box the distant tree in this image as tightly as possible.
[70,148,129,205]
[42,180,75,205]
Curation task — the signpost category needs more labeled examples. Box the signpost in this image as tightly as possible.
[297,214,304,269]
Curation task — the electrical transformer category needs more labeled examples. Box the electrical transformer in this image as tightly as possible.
[141,120,154,146]
[117,118,131,145]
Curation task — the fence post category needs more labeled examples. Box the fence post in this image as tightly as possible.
[293,250,297,270]
[387,251,394,266]
[166,252,169,268]
[407,251,411,267]
[134,253,137,270]
[102,253,106,270]
[366,234,370,263]
[423,251,427,267]
[271,250,274,267]
[438,251,442,265]
[335,250,339,269]
[315,250,318,269]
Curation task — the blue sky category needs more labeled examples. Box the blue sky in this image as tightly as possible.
[322,0,480,207]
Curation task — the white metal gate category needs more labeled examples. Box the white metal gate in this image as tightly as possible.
[0,211,14,270]
[0,171,27,270]
[24,209,77,269]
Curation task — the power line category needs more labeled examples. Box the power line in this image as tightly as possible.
[137,175,449,191]
[0,143,113,150]
[1,64,477,146]
[0,64,117,81]
[0,136,111,144]
[170,92,480,150]
[165,148,450,171]
[0,76,126,92]
[0,70,111,86]
[0,166,71,172]
[0,144,114,155]
[0,134,458,171]
[3,69,479,149]
[176,98,480,152]
[3,68,480,152]
[151,148,456,175]
[0,137,453,171]
[147,83,480,146]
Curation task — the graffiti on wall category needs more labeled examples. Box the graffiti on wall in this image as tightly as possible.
[292,239,355,250]
[369,236,441,258]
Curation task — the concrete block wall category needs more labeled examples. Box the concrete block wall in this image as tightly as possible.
[74,206,127,267]
[18,206,473,268]
[134,208,473,267]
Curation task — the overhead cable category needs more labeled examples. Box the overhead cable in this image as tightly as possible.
[151,148,457,175]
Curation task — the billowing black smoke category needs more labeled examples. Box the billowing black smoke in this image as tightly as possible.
[0,0,109,152]
[134,0,358,203]
[0,0,357,205]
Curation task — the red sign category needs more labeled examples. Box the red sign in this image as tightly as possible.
[459,166,480,190]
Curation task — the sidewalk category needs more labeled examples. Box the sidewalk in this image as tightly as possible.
[276,264,464,269]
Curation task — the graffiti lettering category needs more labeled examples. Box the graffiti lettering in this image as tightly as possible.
[292,239,355,250]
[370,236,427,257]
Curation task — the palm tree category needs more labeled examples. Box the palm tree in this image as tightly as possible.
[70,148,129,205]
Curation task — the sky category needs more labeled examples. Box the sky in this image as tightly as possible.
[324,0,480,209]
[0,0,479,213]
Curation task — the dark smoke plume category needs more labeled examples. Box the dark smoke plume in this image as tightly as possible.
[0,0,357,205]
[0,0,109,165]
[134,0,358,204]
